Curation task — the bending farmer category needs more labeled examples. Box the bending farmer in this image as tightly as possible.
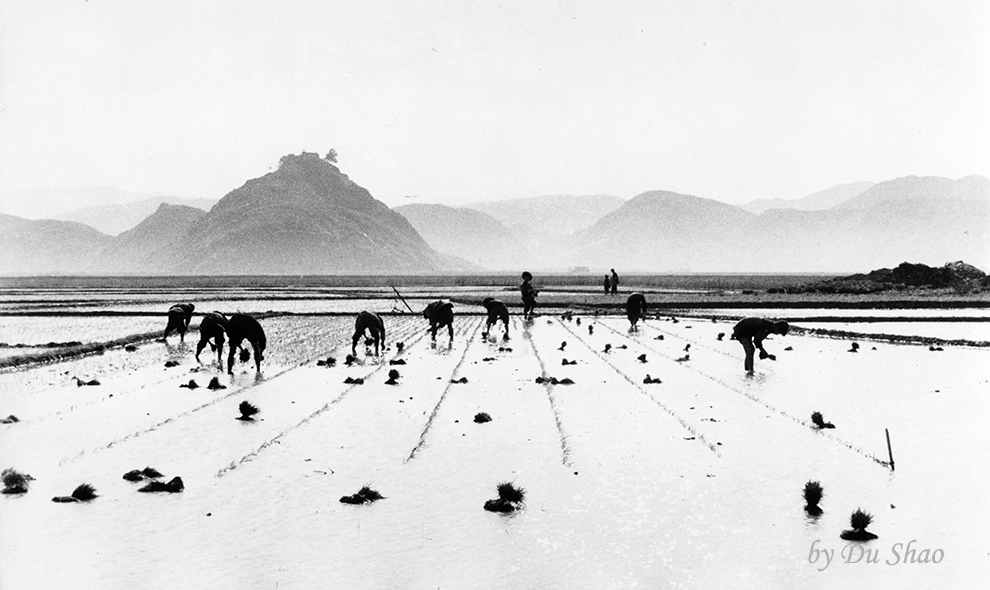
[732,317,788,374]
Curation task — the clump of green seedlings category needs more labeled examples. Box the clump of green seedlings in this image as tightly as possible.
[340,485,385,505]
[484,481,525,513]
[123,466,164,482]
[810,412,835,429]
[139,476,184,493]
[2,468,35,494]
[238,401,260,421]
[52,483,98,503]
[474,412,492,423]
[803,481,824,516]
[839,508,878,540]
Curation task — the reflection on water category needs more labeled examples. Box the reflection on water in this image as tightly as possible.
[1,295,986,589]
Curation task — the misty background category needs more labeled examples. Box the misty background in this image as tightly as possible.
[0,1,988,275]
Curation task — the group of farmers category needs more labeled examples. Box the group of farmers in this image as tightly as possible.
[163,271,787,376]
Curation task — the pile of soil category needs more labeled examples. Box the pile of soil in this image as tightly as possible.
[769,261,988,295]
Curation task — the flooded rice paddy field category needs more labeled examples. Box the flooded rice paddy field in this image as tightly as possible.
[795,321,989,342]
[1,289,987,589]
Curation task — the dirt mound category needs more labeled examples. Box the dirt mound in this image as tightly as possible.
[773,261,988,294]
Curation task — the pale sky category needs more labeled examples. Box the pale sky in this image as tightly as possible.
[1,0,988,210]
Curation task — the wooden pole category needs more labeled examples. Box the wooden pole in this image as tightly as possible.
[390,285,415,314]
[885,428,895,471]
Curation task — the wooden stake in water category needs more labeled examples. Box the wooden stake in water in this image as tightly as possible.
[390,284,415,314]
[885,428,895,471]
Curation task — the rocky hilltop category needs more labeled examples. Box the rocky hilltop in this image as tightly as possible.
[177,152,451,274]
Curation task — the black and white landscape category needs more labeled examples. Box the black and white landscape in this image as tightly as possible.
[1,2,987,589]
[3,158,988,274]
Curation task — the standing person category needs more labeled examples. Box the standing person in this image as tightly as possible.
[195,311,229,367]
[481,297,510,340]
[603,274,611,295]
[163,303,195,342]
[731,317,789,374]
[520,271,538,320]
[226,313,267,374]
[610,269,619,295]
[626,292,647,331]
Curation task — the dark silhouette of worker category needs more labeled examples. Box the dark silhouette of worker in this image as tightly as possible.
[226,313,266,374]
[732,317,789,374]
[352,311,385,356]
[482,297,510,340]
[163,303,195,342]
[520,271,538,320]
[603,275,610,295]
[610,269,619,295]
[626,292,647,331]
[423,300,454,345]
[195,311,228,367]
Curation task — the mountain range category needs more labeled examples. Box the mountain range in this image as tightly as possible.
[1,153,461,275]
[739,181,875,214]
[394,204,530,269]
[1,158,987,275]
[550,176,988,272]
[53,196,217,236]
[466,194,626,266]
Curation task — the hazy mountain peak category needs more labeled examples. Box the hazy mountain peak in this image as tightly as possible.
[836,175,989,209]
[395,203,531,270]
[177,152,447,274]
[0,185,183,219]
[467,194,624,234]
[740,181,874,214]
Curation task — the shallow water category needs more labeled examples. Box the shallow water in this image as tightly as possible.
[0,316,163,346]
[686,307,990,319]
[795,321,989,342]
[1,297,986,589]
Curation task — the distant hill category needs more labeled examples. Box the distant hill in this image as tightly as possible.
[780,261,988,294]
[54,196,217,236]
[740,181,874,214]
[557,175,989,273]
[468,194,625,233]
[99,204,208,272]
[395,204,531,270]
[175,152,454,274]
[3,171,986,275]
[1,153,469,275]
[559,191,755,272]
[0,186,192,218]
[834,175,989,209]
[466,194,624,267]
[0,214,111,275]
